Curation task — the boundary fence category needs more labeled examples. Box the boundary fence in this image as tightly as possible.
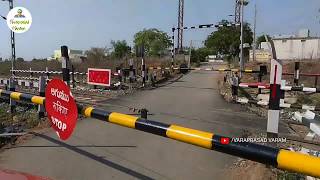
[0,88,320,178]
[234,39,320,146]
[282,61,320,87]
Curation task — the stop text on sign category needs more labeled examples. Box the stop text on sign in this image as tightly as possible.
[87,68,111,87]
[45,79,78,140]
[51,116,67,132]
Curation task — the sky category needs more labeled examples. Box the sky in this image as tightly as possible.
[0,0,319,60]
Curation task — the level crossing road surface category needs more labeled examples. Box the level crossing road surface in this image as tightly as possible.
[0,63,288,180]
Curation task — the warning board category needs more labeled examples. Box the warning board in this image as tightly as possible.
[87,68,111,86]
[45,79,78,140]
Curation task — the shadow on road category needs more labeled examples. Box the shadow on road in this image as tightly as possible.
[5,145,137,148]
[159,85,219,90]
[25,133,154,180]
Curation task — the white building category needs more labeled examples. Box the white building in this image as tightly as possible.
[52,49,86,63]
[254,30,320,61]
[272,36,320,60]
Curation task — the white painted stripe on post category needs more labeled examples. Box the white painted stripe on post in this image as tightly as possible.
[267,110,280,134]
[239,84,249,88]
[257,101,268,106]
[280,103,291,108]
[281,86,292,91]
[303,87,317,92]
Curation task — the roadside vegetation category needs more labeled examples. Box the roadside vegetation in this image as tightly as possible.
[0,103,41,147]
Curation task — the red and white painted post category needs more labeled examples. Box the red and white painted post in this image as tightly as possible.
[267,59,283,139]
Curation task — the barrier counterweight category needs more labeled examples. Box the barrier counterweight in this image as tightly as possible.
[1,89,320,178]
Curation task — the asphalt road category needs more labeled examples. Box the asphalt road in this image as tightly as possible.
[0,64,287,180]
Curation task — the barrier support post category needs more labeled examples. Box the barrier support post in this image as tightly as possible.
[45,67,49,82]
[129,58,134,85]
[71,65,76,88]
[171,27,175,69]
[9,77,16,113]
[267,59,282,143]
[294,62,299,86]
[315,76,318,88]
[61,46,70,86]
[258,73,262,94]
[140,108,148,119]
[38,76,46,120]
[141,58,146,87]
[280,80,285,105]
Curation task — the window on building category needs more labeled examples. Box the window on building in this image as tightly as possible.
[301,39,306,42]
[282,39,287,43]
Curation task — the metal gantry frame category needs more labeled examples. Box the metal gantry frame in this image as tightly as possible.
[235,0,241,24]
[170,23,240,66]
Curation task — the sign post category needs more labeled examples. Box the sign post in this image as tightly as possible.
[45,79,78,140]
[61,46,70,86]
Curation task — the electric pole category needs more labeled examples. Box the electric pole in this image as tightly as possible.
[253,3,257,62]
[240,0,244,78]
[3,0,16,76]
[188,40,192,68]
[177,0,184,53]
[235,0,241,24]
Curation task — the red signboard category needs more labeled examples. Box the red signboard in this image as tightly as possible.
[45,79,78,140]
[87,68,111,86]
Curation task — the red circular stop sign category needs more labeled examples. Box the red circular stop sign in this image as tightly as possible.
[45,79,78,140]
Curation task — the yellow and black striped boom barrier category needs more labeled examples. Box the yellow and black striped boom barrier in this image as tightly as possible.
[0,89,320,178]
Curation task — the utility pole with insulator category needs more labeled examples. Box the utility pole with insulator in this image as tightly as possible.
[177,0,184,53]
[235,0,241,24]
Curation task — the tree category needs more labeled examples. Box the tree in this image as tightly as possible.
[16,57,24,62]
[110,40,131,59]
[134,28,172,56]
[85,47,107,65]
[256,34,271,48]
[190,47,215,64]
[204,20,253,59]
